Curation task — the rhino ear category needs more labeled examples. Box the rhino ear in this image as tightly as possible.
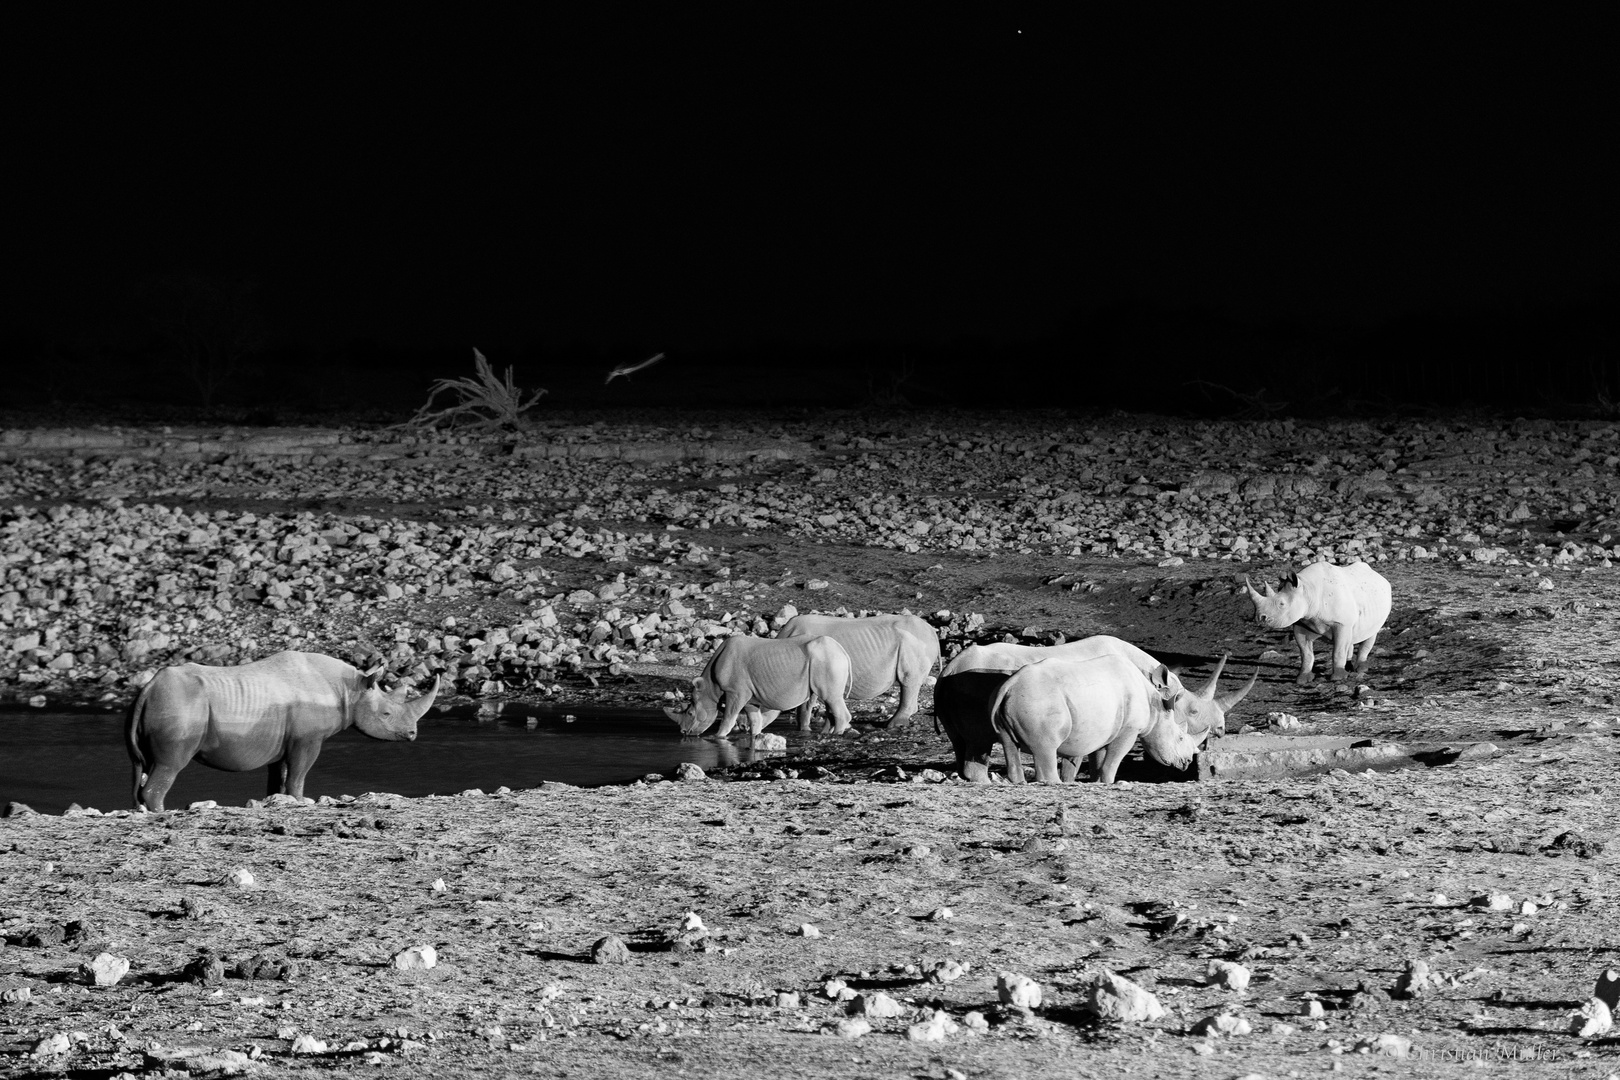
[1148,663,1173,691]
[1279,570,1298,590]
[360,664,385,690]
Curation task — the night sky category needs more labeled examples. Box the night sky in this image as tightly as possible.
[8,11,1617,384]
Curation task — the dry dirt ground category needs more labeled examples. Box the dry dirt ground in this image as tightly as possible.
[2,412,1618,1079]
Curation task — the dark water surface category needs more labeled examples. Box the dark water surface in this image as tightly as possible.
[0,706,766,814]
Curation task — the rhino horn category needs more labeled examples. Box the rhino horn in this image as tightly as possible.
[1216,667,1260,712]
[1200,654,1229,700]
[401,676,440,724]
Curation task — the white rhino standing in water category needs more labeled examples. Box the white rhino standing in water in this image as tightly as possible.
[776,613,940,728]
[125,651,438,811]
[663,634,854,737]
[1243,561,1392,685]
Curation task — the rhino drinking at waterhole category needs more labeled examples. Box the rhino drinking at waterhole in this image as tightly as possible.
[935,635,1255,782]
[663,634,854,737]
[1243,561,1392,684]
[991,653,1200,784]
[125,651,439,811]
[776,613,940,728]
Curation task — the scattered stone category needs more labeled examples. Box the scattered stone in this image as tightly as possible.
[183,953,227,985]
[927,959,969,985]
[392,945,438,971]
[1190,1012,1252,1037]
[3,802,37,818]
[143,1045,257,1075]
[775,991,800,1009]
[906,1009,959,1043]
[833,1017,871,1039]
[1205,959,1251,991]
[1472,891,1513,911]
[590,936,630,965]
[1571,997,1613,1038]
[1300,998,1325,1018]
[928,906,954,921]
[290,1034,328,1054]
[1266,712,1301,730]
[1546,830,1605,858]
[1391,959,1435,999]
[753,733,787,751]
[673,762,706,782]
[1,986,32,1004]
[1085,969,1165,1023]
[1355,1032,1413,1058]
[234,954,298,981]
[823,978,847,999]
[796,923,821,938]
[1190,1041,1215,1056]
[188,800,219,811]
[996,971,1043,1009]
[82,953,130,987]
[854,992,905,1019]
[221,868,257,889]
[961,1010,990,1033]
[31,1032,71,1057]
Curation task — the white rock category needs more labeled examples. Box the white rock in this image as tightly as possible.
[927,906,954,921]
[823,978,847,999]
[996,971,1043,1009]
[753,733,787,751]
[679,911,707,934]
[1300,998,1326,1018]
[392,945,437,971]
[1086,969,1164,1023]
[833,1017,871,1039]
[906,1009,958,1043]
[1571,997,1613,1037]
[1473,891,1513,911]
[1355,1032,1413,1058]
[290,1034,328,1054]
[961,1010,990,1032]
[927,959,969,985]
[188,800,219,810]
[855,992,904,1019]
[222,868,257,888]
[431,878,447,893]
[797,923,820,938]
[1205,959,1251,991]
[83,953,130,987]
[1190,1012,1252,1037]
[31,1033,71,1057]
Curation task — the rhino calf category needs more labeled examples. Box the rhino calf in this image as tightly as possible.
[1244,561,1392,685]
[126,651,439,812]
[935,635,1255,782]
[777,613,940,728]
[663,634,853,737]
[991,654,1199,784]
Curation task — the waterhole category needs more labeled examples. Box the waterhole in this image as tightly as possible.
[0,706,765,814]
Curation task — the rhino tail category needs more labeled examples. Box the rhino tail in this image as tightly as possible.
[125,686,151,806]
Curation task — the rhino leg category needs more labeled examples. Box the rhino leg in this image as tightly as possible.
[136,760,186,812]
[823,693,853,735]
[747,707,780,736]
[1351,631,1378,673]
[998,729,1027,784]
[796,700,814,731]
[1030,744,1064,784]
[1058,757,1082,783]
[1292,626,1320,685]
[886,676,924,727]
[281,739,326,800]
[1094,737,1137,785]
[713,693,748,738]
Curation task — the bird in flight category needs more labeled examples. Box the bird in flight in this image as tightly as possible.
[605,352,666,385]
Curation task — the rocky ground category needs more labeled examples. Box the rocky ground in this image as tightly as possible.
[2,411,1618,1078]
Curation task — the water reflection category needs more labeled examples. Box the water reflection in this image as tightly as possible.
[0,704,793,815]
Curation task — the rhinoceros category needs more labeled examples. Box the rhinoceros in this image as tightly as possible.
[934,634,1256,781]
[991,653,1199,784]
[1243,561,1392,684]
[776,613,940,728]
[125,651,439,812]
[663,634,854,737]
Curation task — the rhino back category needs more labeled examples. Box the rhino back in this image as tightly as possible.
[780,615,909,698]
[994,656,1137,752]
[718,637,814,711]
[190,652,352,736]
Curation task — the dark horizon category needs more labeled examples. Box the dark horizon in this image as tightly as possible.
[6,11,1618,413]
